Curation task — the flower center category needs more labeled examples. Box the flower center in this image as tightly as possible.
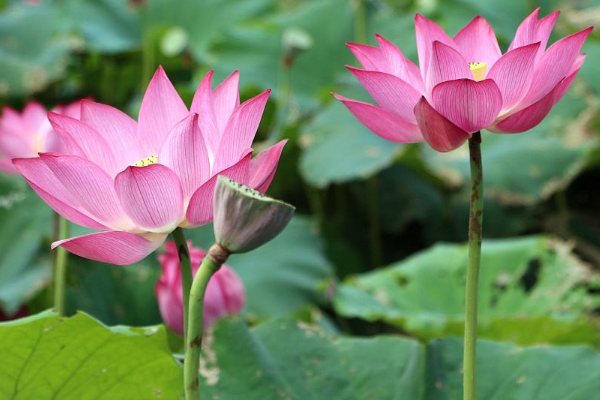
[468,62,488,82]
[133,155,158,167]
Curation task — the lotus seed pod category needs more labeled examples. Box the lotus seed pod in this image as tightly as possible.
[213,176,294,253]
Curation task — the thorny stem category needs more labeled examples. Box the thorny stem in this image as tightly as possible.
[463,131,483,400]
[172,227,193,347]
[184,243,229,400]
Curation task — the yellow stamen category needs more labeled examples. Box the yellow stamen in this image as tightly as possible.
[133,155,158,167]
[468,62,488,82]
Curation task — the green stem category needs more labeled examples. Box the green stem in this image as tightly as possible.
[184,244,228,400]
[463,131,483,400]
[353,0,367,43]
[142,27,155,90]
[172,228,193,346]
[54,215,69,316]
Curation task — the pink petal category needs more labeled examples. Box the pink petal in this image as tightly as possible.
[553,55,585,105]
[347,42,387,71]
[491,79,566,133]
[21,102,50,134]
[1,107,26,135]
[79,100,142,165]
[333,93,422,143]
[50,124,87,158]
[212,70,240,131]
[522,27,592,105]
[213,266,245,314]
[114,164,184,232]
[375,34,411,83]
[454,16,502,66]
[53,231,166,266]
[12,156,80,207]
[53,99,84,120]
[426,41,472,94]
[158,113,210,200]
[40,154,133,230]
[414,96,470,152]
[348,39,429,91]
[415,14,459,79]
[47,113,121,176]
[211,90,270,174]
[26,180,107,230]
[0,131,33,159]
[509,8,559,59]
[347,67,422,123]
[432,79,502,132]
[248,140,287,193]
[190,70,220,157]
[186,154,251,227]
[138,66,189,154]
[487,42,540,112]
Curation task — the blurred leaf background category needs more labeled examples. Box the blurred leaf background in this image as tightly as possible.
[2,0,600,395]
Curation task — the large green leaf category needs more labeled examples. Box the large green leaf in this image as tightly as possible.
[211,0,355,109]
[0,1,73,97]
[65,257,162,326]
[200,316,600,399]
[0,311,182,399]
[426,338,600,400]
[62,0,142,53]
[143,0,273,61]
[0,181,52,315]
[200,316,425,399]
[334,236,600,345]
[186,216,335,320]
[421,83,598,205]
[299,100,402,187]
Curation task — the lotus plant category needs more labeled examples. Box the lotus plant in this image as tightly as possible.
[13,66,285,350]
[156,240,245,336]
[335,9,591,400]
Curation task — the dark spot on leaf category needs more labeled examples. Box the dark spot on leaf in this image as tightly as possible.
[395,275,409,287]
[519,258,541,292]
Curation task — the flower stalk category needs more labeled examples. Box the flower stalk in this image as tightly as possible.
[53,215,69,316]
[463,131,483,400]
[172,227,193,345]
[184,243,229,400]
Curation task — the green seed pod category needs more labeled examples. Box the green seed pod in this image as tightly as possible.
[213,176,295,253]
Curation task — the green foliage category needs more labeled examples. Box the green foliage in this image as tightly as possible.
[335,236,600,345]
[0,1,72,97]
[0,311,182,399]
[1,0,600,396]
[426,338,600,400]
[299,100,402,187]
[200,316,600,399]
[186,216,335,320]
[65,257,162,326]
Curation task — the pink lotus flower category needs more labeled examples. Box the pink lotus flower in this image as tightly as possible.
[0,101,82,174]
[334,9,592,152]
[13,67,286,265]
[156,241,245,335]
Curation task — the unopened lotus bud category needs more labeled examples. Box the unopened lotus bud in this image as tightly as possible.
[156,241,245,336]
[213,176,295,253]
